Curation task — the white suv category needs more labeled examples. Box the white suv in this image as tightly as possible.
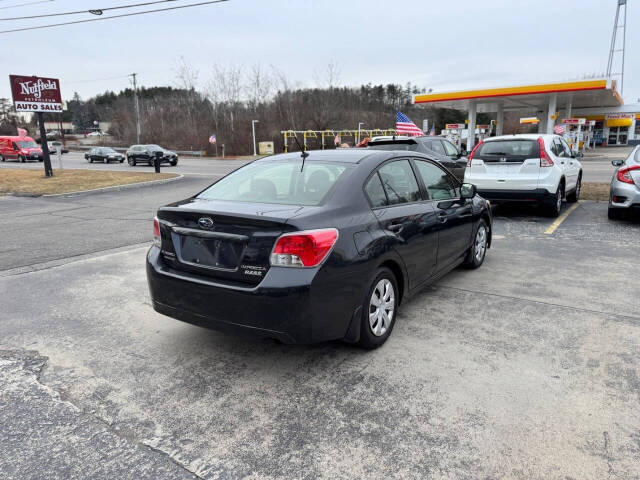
[464,134,582,217]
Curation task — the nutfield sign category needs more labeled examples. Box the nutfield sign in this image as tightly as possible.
[9,74,63,113]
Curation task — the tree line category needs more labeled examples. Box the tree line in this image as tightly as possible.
[3,62,494,155]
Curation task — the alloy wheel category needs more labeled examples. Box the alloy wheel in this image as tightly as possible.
[475,225,487,263]
[369,279,395,336]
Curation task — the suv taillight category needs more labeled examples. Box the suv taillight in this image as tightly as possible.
[617,165,640,184]
[538,137,554,167]
[270,229,338,268]
[467,141,483,167]
[153,217,161,247]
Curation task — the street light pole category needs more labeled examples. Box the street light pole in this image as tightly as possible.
[130,73,141,143]
[357,122,365,144]
[252,120,259,156]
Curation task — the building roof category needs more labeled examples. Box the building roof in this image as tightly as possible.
[413,78,623,113]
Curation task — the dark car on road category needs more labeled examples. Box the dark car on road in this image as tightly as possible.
[85,147,125,163]
[147,149,492,348]
[126,144,178,166]
[368,136,468,181]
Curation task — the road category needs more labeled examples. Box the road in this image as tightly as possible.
[0,148,628,183]
[1,173,639,478]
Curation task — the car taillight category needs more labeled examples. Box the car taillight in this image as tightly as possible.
[153,217,161,247]
[270,228,338,268]
[538,137,554,167]
[467,141,483,167]
[617,165,640,184]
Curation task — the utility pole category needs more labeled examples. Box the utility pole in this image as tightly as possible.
[251,119,259,156]
[37,112,53,177]
[130,73,141,143]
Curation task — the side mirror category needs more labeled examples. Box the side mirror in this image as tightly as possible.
[460,183,476,199]
[460,150,468,157]
[611,159,624,167]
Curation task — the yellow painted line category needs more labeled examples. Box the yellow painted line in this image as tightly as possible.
[414,79,608,104]
[543,202,580,235]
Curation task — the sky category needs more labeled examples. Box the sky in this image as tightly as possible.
[1,0,638,104]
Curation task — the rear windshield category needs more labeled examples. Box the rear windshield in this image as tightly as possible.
[197,159,351,205]
[475,139,539,161]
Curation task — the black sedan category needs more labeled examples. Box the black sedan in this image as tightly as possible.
[147,149,492,348]
[126,144,178,166]
[85,147,125,163]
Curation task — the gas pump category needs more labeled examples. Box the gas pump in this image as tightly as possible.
[584,120,595,149]
[444,123,465,150]
[561,118,586,154]
[476,124,491,142]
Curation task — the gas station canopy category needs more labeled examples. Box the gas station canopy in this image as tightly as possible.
[413,78,622,112]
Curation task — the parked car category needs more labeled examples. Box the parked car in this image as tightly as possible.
[126,144,178,166]
[85,147,125,163]
[0,136,42,162]
[464,134,583,217]
[368,135,468,181]
[147,149,492,348]
[47,141,69,154]
[608,146,640,220]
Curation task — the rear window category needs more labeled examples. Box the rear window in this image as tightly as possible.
[198,159,351,205]
[475,140,539,162]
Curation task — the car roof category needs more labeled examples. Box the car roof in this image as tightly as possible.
[485,134,557,142]
[260,149,386,164]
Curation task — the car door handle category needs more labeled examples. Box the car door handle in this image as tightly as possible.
[437,212,448,223]
[387,223,403,233]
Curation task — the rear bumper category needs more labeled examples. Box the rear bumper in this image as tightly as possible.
[609,180,640,210]
[476,188,556,204]
[146,247,361,344]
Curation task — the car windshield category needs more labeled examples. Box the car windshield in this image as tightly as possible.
[146,144,162,150]
[197,159,352,205]
[17,141,38,148]
[100,148,117,154]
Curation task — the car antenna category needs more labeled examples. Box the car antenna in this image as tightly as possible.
[292,133,309,171]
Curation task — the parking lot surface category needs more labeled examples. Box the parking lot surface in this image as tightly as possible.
[1,174,639,479]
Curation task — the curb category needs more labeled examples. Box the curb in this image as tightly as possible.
[41,174,184,198]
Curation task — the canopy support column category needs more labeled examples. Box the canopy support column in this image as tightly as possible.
[496,103,504,136]
[467,101,477,151]
[546,93,557,134]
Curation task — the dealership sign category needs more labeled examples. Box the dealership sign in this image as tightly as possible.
[9,75,63,112]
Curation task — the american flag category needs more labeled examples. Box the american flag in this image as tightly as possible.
[209,134,217,144]
[553,124,566,135]
[429,126,436,136]
[17,127,27,138]
[396,111,424,136]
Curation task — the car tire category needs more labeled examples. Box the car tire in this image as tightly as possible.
[463,219,489,269]
[103,158,108,164]
[170,160,177,166]
[566,175,581,203]
[544,184,563,217]
[358,267,399,349]
[608,207,625,220]
[19,155,25,163]
[119,159,124,163]
[0,155,5,162]
[129,157,137,166]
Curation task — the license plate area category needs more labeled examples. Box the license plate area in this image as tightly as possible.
[173,233,245,271]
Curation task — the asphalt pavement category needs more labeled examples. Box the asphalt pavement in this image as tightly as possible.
[1,153,640,479]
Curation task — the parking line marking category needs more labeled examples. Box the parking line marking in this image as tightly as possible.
[544,202,580,235]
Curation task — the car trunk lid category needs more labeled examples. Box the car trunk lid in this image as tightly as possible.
[468,139,541,190]
[157,199,305,285]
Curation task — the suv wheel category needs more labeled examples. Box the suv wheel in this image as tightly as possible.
[358,267,398,349]
[19,155,25,163]
[545,184,563,217]
[566,175,581,203]
[464,219,489,268]
[170,160,177,166]
[128,156,136,166]
[0,154,4,162]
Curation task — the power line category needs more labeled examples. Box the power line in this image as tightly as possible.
[0,0,228,34]
[0,0,53,10]
[0,0,178,21]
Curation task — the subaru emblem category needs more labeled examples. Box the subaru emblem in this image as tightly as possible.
[198,217,214,229]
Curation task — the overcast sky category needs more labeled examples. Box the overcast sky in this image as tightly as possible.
[1,0,638,104]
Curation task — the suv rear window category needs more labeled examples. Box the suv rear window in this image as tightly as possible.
[475,139,539,162]
[198,159,351,205]
[368,141,418,152]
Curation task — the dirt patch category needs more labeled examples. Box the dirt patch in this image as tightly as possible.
[581,182,610,202]
[0,169,178,195]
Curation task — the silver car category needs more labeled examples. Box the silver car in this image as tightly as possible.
[609,146,640,220]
